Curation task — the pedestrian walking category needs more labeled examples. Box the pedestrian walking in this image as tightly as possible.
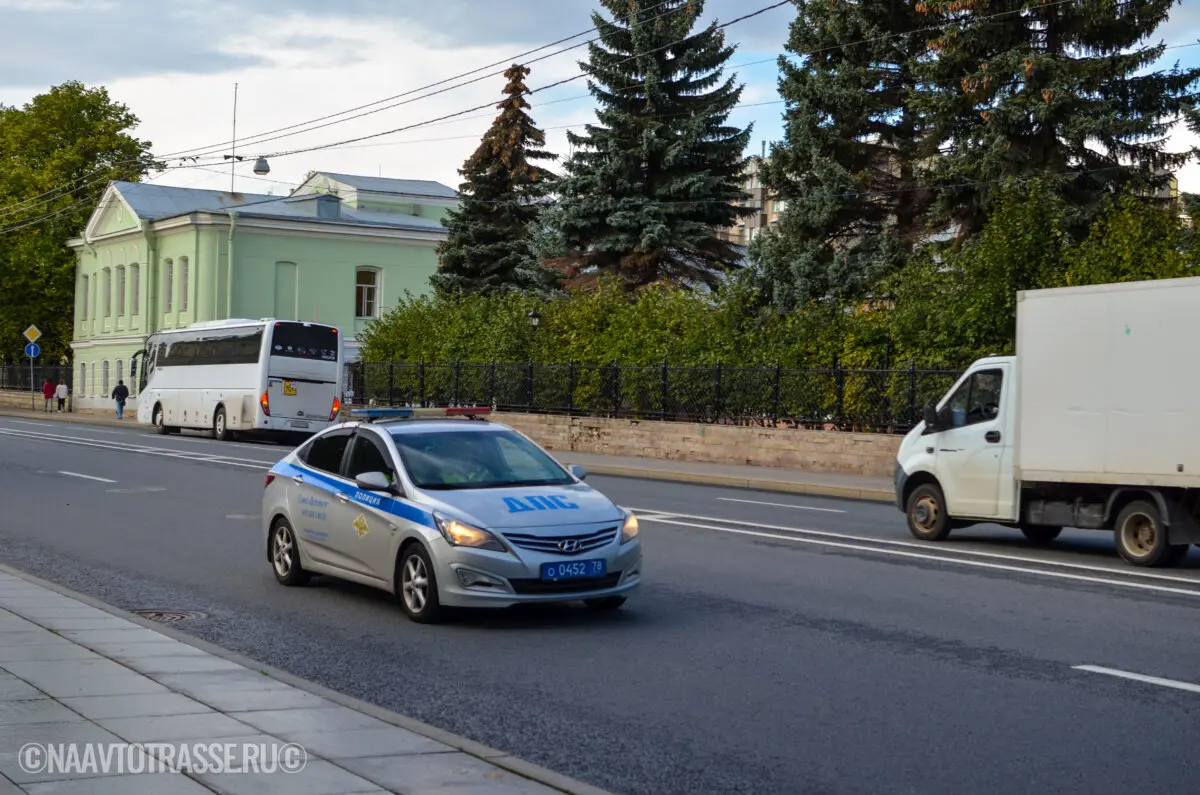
[55,379,68,412]
[41,379,55,413]
[111,380,129,420]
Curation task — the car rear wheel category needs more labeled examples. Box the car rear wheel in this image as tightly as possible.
[271,519,310,586]
[584,597,626,611]
[396,544,444,624]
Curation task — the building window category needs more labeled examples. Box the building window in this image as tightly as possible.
[81,275,89,321]
[102,361,110,396]
[180,256,189,312]
[116,360,124,392]
[130,265,140,315]
[163,259,173,314]
[90,363,96,396]
[356,269,379,318]
[103,268,112,317]
[116,266,126,316]
[79,362,86,395]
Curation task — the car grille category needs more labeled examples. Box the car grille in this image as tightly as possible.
[502,526,619,556]
[509,573,623,595]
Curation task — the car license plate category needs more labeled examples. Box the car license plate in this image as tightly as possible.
[283,380,297,396]
[540,559,606,581]
[290,420,310,429]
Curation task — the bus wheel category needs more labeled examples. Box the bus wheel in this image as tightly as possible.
[213,407,235,442]
[154,405,169,435]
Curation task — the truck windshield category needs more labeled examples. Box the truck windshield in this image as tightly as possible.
[389,429,573,490]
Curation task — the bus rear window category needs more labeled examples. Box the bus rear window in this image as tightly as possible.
[270,323,339,362]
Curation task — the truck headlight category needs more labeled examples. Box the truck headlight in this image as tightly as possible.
[434,514,506,553]
[621,511,639,543]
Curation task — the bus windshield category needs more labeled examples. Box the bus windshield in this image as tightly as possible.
[270,322,339,362]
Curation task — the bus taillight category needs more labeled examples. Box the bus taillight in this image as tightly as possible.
[260,391,271,416]
[329,395,341,421]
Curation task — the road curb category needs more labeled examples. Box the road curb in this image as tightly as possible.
[0,563,618,795]
[0,409,130,430]
[560,460,895,504]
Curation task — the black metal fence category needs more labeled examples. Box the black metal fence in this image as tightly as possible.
[345,362,963,433]
[0,365,74,393]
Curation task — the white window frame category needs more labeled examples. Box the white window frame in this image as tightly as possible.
[102,361,110,396]
[356,268,380,319]
[180,256,189,312]
[79,362,87,395]
[81,275,89,322]
[163,259,174,314]
[90,362,96,396]
[130,265,140,316]
[116,266,126,316]
[103,268,112,318]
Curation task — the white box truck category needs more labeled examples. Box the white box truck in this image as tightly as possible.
[894,276,1200,568]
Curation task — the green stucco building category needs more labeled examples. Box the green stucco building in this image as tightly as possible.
[67,172,456,408]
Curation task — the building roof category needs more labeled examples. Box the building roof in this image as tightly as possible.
[108,181,448,233]
[312,172,459,199]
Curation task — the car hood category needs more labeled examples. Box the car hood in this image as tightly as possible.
[415,483,623,529]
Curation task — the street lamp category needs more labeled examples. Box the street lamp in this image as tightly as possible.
[253,157,271,176]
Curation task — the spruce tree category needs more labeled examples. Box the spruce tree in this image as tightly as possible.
[551,0,753,290]
[916,0,1200,241]
[432,64,559,296]
[751,0,933,310]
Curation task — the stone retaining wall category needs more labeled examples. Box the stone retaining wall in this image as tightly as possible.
[494,413,902,477]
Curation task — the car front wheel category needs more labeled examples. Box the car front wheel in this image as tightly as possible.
[396,544,444,624]
[906,483,951,541]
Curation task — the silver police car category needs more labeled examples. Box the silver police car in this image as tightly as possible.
[262,407,642,622]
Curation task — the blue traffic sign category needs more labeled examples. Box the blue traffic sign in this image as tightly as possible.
[24,342,40,359]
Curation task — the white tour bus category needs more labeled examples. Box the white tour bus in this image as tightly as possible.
[133,318,344,441]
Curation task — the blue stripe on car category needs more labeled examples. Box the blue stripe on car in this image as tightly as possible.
[273,461,437,529]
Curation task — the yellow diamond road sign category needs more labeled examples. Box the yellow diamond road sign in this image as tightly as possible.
[23,325,41,344]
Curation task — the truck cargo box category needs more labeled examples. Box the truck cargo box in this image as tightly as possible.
[1015,276,1200,488]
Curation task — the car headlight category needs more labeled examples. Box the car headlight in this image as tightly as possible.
[621,511,639,543]
[434,514,507,553]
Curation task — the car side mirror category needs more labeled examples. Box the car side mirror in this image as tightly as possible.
[922,403,941,433]
[567,464,588,481]
[356,471,399,495]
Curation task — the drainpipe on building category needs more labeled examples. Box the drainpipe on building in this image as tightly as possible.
[226,211,237,318]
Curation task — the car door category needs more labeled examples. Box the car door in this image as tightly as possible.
[934,368,1006,518]
[335,430,404,585]
[290,428,355,571]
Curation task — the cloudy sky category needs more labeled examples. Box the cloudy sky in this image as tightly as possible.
[1,0,1198,197]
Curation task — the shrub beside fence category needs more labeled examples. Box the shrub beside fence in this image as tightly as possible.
[345,362,963,433]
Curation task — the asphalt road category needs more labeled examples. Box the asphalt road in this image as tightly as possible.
[0,415,1198,795]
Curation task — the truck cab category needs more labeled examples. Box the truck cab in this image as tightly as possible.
[895,356,1022,538]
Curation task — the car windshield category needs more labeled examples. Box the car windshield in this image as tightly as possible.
[388,428,574,490]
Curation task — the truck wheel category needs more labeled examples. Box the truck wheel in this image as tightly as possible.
[1021,526,1062,544]
[1115,501,1188,567]
[906,483,951,541]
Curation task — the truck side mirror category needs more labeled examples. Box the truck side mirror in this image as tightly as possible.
[922,403,940,432]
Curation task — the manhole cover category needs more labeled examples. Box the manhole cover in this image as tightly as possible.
[132,610,207,623]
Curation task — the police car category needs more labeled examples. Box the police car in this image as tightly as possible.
[262,407,642,622]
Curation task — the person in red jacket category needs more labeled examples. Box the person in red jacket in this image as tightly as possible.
[41,379,54,413]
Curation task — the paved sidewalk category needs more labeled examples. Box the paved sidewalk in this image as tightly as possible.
[0,566,610,795]
[0,406,896,503]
